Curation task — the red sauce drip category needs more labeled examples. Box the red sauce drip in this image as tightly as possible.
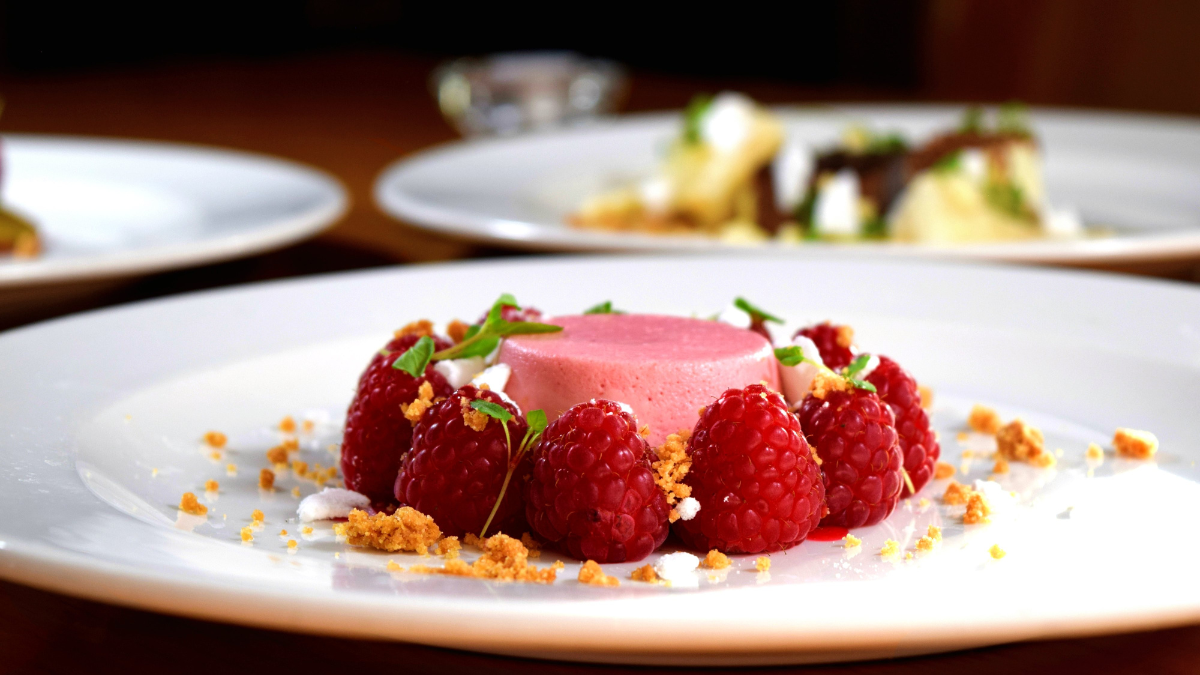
[807,526,850,542]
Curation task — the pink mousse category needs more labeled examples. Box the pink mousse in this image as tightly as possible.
[499,314,778,446]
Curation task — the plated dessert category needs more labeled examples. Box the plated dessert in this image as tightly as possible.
[225,293,1158,586]
[570,95,1084,245]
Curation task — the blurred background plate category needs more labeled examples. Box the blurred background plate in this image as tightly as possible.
[0,135,347,316]
[376,104,1200,265]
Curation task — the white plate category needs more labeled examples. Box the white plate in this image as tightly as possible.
[0,255,1198,666]
[0,134,347,287]
[376,105,1200,263]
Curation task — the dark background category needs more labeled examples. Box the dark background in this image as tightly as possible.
[3,0,1200,115]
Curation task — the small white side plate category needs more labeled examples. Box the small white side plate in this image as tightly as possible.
[1,134,347,287]
[0,255,1197,666]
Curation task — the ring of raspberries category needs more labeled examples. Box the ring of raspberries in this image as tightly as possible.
[339,299,943,566]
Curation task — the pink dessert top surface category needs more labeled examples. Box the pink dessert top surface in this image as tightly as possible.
[499,314,778,445]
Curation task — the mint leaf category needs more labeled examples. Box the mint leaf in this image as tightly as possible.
[774,345,806,367]
[583,301,616,315]
[682,94,713,144]
[844,353,872,378]
[496,293,519,310]
[527,409,548,433]
[452,336,500,359]
[391,336,434,377]
[463,323,482,340]
[734,297,782,324]
[471,399,513,422]
[848,378,877,393]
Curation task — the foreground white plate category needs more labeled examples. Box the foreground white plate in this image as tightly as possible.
[0,134,347,287]
[0,255,1198,666]
[377,105,1200,263]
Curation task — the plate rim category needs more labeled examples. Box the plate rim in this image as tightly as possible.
[0,133,349,288]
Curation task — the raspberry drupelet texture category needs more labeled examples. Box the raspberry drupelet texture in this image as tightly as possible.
[866,356,941,497]
[395,385,529,538]
[794,322,855,371]
[797,387,903,528]
[524,399,669,563]
[677,384,826,554]
[341,333,454,505]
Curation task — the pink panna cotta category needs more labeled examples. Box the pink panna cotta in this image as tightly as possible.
[498,313,779,446]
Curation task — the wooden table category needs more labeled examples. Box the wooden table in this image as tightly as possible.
[1,51,1196,672]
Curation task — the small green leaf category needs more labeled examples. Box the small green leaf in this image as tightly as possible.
[463,323,482,340]
[931,151,961,173]
[470,399,513,422]
[734,297,782,324]
[493,321,563,337]
[391,336,434,377]
[527,409,548,433]
[848,378,878,394]
[844,353,872,378]
[774,345,806,367]
[682,94,714,144]
[583,301,615,315]
[496,293,520,310]
[452,336,501,359]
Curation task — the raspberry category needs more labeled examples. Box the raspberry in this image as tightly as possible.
[677,384,826,554]
[794,322,855,371]
[525,400,669,563]
[395,385,528,538]
[866,356,940,497]
[477,304,543,325]
[797,387,902,528]
[341,333,453,505]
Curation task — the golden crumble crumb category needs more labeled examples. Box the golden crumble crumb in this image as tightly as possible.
[992,458,1010,474]
[341,507,442,553]
[755,556,771,572]
[928,525,942,541]
[520,533,541,558]
[630,564,659,583]
[701,550,731,570]
[259,469,275,490]
[996,419,1046,464]
[179,492,207,516]
[915,536,935,552]
[1032,452,1057,469]
[463,532,484,550]
[399,381,435,425]
[810,370,850,400]
[12,231,39,258]
[879,539,900,558]
[279,416,296,433]
[209,450,222,461]
[203,431,227,448]
[460,396,489,432]
[844,534,862,548]
[1086,443,1105,462]
[240,527,253,542]
[151,468,159,477]
[905,552,914,560]
[204,479,219,492]
[989,544,1006,559]
[291,486,301,498]
[1113,428,1158,460]
[407,533,560,583]
[918,384,934,410]
[282,437,300,452]
[395,319,435,338]
[968,405,1002,435]
[386,560,403,572]
[292,460,309,477]
[835,324,854,349]
[942,480,973,505]
[578,560,620,587]
[301,526,313,535]
[964,492,992,525]
[917,498,931,509]
[251,509,264,523]
[652,431,692,514]
[279,529,288,536]
[437,536,462,559]
[266,445,288,466]
[447,319,470,344]
[302,419,315,433]
[956,431,969,443]
[226,463,237,476]
[287,539,298,551]
[638,424,651,438]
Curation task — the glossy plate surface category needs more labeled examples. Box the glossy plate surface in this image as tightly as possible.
[0,134,347,287]
[0,255,1197,665]
[376,105,1200,263]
